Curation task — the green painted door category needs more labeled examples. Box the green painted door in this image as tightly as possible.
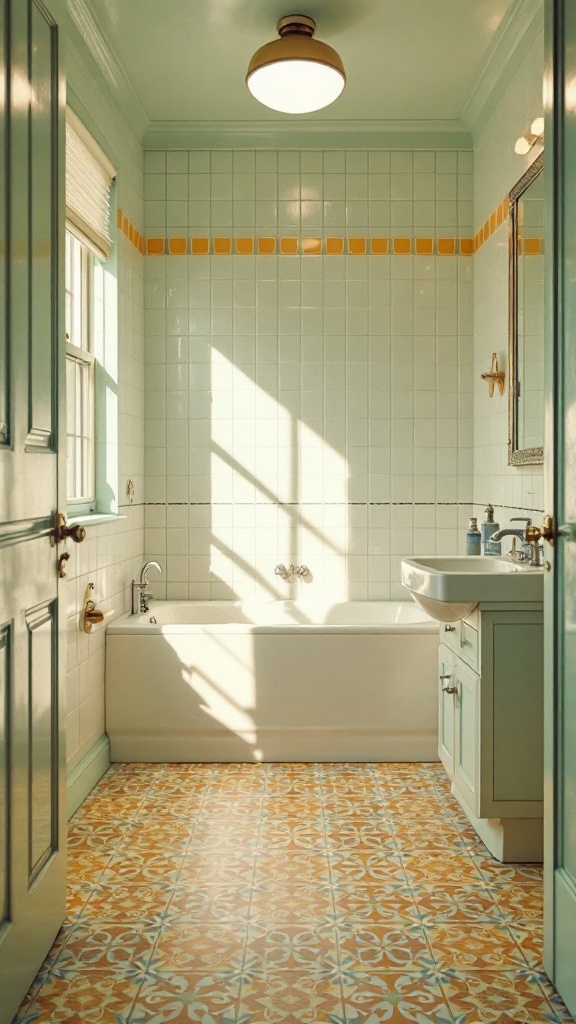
[544,1,576,1017]
[0,1,68,1021]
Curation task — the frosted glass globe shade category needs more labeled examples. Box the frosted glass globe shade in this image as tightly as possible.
[247,59,345,114]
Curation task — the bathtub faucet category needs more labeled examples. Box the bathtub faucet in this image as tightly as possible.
[291,564,310,579]
[131,561,162,615]
[275,563,311,581]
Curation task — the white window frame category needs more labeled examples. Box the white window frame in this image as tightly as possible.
[65,228,96,514]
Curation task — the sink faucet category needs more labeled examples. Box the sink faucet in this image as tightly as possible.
[131,561,162,615]
[490,518,543,567]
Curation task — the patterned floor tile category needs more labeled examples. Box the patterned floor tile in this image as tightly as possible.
[129,970,241,1023]
[425,923,529,971]
[440,968,561,1023]
[401,850,483,885]
[331,884,419,926]
[340,970,453,1024]
[253,851,331,885]
[238,969,344,1023]
[411,884,501,924]
[67,819,131,854]
[509,922,544,969]
[79,882,176,926]
[100,852,184,886]
[249,882,334,924]
[323,819,395,852]
[327,851,406,885]
[54,921,159,973]
[152,922,246,972]
[168,884,252,925]
[244,922,339,972]
[491,883,544,923]
[17,970,142,1024]
[257,819,327,852]
[14,762,568,1024]
[178,850,257,885]
[338,923,434,971]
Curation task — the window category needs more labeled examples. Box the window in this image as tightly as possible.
[65,230,96,509]
[65,109,116,514]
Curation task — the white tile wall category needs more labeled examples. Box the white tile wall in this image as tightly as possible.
[144,149,474,241]
[65,33,145,775]
[473,29,545,532]
[143,149,475,602]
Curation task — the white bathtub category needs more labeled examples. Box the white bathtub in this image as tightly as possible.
[106,600,440,763]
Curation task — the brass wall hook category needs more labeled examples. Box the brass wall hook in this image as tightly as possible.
[481,352,506,397]
[81,583,105,633]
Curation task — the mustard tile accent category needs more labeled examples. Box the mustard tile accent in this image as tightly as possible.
[437,238,456,256]
[116,209,123,229]
[348,237,366,255]
[236,237,254,255]
[460,238,474,256]
[415,238,433,255]
[326,237,344,255]
[191,237,209,255]
[370,237,388,255]
[524,237,542,255]
[280,237,298,255]
[168,237,187,256]
[302,237,322,255]
[146,237,165,256]
[258,237,276,255]
[393,238,411,255]
[214,237,231,255]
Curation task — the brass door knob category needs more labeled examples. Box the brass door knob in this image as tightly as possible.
[53,512,86,544]
[526,515,555,547]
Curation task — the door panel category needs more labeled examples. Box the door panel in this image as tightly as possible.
[438,644,455,778]
[454,659,479,812]
[0,2,66,1021]
[544,0,576,1015]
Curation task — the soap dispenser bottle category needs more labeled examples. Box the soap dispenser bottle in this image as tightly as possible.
[481,504,501,556]
[466,517,481,556]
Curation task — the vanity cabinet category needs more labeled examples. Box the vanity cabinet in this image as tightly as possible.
[438,605,543,862]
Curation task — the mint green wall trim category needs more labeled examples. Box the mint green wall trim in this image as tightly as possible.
[464,0,544,141]
[66,0,148,143]
[67,735,110,819]
[143,120,472,151]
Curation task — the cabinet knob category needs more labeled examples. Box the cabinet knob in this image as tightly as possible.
[440,674,457,694]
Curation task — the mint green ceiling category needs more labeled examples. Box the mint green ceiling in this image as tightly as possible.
[89,0,515,125]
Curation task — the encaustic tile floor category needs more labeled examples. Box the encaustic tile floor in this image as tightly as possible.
[14,762,574,1024]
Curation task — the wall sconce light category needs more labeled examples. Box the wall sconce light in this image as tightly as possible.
[481,352,506,397]
[515,117,545,155]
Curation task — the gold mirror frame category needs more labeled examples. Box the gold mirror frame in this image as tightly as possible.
[508,151,544,466]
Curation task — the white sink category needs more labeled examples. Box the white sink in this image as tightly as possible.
[401,555,544,622]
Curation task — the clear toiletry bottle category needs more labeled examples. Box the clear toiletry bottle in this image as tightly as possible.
[482,504,501,556]
[466,517,481,556]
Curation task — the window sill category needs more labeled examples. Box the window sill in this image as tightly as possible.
[68,512,127,528]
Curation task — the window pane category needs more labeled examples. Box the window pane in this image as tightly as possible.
[66,355,93,501]
[65,228,95,505]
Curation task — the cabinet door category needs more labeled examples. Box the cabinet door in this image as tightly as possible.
[454,658,480,814]
[438,645,456,778]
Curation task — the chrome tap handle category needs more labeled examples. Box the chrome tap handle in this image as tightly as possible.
[510,517,532,527]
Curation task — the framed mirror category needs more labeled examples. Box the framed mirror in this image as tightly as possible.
[508,151,544,465]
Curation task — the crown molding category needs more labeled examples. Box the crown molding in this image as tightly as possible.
[462,0,544,141]
[66,0,149,144]
[143,119,472,151]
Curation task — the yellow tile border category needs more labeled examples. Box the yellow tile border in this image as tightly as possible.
[117,209,144,254]
[137,230,526,257]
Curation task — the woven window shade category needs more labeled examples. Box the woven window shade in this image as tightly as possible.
[66,109,116,260]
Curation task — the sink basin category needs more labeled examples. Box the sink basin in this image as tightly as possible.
[401,555,544,622]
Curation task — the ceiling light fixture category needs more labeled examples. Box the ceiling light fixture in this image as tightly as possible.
[246,15,346,114]
[514,116,545,155]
